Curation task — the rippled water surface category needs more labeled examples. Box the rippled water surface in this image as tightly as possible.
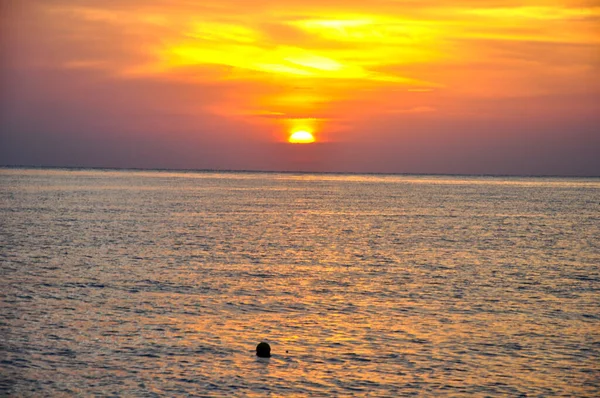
[1,168,599,396]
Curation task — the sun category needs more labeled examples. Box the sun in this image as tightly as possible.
[288,130,316,144]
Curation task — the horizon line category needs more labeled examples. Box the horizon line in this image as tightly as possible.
[1,164,599,179]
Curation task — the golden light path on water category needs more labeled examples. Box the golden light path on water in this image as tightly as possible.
[1,169,598,395]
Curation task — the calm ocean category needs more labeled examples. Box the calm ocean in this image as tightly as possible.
[1,168,599,396]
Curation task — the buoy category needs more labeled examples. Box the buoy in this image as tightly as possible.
[256,342,271,358]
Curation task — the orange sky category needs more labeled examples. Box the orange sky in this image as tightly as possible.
[1,0,599,174]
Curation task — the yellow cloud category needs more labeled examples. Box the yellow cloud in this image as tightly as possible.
[30,0,599,140]
[463,6,600,20]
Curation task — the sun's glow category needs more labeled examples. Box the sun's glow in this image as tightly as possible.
[39,2,600,150]
[288,130,316,144]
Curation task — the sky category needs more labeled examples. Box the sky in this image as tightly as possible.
[1,0,599,175]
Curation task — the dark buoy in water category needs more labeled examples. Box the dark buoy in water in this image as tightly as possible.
[256,342,271,358]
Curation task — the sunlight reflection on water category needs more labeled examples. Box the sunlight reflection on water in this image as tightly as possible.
[1,169,599,396]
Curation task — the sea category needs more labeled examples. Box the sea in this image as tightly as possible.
[1,168,599,396]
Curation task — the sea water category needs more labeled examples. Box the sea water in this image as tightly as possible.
[1,168,599,396]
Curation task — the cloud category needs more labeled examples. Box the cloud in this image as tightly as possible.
[1,0,599,174]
